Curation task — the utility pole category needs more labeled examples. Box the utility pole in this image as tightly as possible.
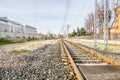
[63,26,66,38]
[104,0,109,49]
[66,24,70,38]
[94,0,98,48]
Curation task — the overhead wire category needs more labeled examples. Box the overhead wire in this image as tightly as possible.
[73,0,89,26]
[60,0,89,34]
[63,0,71,27]
[60,0,72,34]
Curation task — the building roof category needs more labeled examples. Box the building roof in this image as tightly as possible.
[0,17,22,26]
[25,25,36,30]
[0,17,9,22]
[10,21,21,26]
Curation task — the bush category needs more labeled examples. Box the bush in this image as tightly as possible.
[0,39,15,45]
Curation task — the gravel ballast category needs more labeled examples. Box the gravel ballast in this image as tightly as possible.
[0,42,76,80]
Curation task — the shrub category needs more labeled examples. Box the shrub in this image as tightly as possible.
[0,39,15,45]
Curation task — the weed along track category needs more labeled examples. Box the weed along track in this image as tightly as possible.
[61,39,120,80]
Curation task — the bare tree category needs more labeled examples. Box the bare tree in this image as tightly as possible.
[112,0,120,8]
[97,1,112,31]
[84,13,94,35]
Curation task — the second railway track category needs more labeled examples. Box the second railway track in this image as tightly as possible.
[60,39,120,80]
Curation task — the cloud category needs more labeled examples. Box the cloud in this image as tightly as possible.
[0,7,29,14]
[0,0,95,33]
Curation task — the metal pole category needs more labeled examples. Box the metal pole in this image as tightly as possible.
[94,0,98,48]
[64,27,66,38]
[67,24,70,38]
[104,0,109,49]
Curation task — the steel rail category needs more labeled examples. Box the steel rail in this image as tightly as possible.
[60,39,86,80]
[64,40,120,65]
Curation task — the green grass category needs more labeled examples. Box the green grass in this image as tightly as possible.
[104,48,113,53]
[0,38,45,45]
[96,47,101,50]
[0,39,15,45]
[109,44,120,46]
[10,49,30,55]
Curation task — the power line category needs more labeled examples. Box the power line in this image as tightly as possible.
[61,0,72,36]
[73,0,88,25]
[66,24,70,38]
[63,0,71,27]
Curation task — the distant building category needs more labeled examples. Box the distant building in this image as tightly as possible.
[110,6,120,40]
[36,33,59,39]
[36,33,46,39]
[23,25,37,38]
[0,17,10,32]
[10,21,23,33]
[0,17,37,38]
[24,25,37,34]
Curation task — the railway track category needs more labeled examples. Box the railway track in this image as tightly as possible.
[60,39,120,80]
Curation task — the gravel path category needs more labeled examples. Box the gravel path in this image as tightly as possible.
[0,42,76,80]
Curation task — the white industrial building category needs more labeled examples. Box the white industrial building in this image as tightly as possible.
[23,25,37,38]
[0,17,37,38]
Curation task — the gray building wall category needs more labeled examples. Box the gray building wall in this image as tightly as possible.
[24,25,37,34]
[0,17,37,38]
[0,22,10,32]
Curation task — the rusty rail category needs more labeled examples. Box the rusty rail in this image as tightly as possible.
[64,40,120,65]
[60,39,86,80]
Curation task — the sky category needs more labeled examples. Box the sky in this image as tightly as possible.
[0,0,95,34]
